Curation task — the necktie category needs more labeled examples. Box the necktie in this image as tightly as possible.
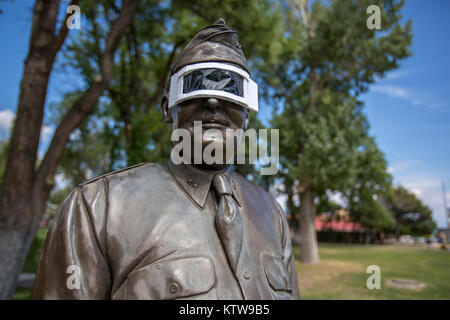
[213,173,243,274]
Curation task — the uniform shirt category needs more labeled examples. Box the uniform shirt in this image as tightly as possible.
[31,161,300,299]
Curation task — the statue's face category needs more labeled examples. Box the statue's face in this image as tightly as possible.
[170,97,249,170]
[173,97,247,132]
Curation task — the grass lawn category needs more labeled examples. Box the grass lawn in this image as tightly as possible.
[294,243,450,299]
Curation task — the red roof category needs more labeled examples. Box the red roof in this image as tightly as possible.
[315,218,365,232]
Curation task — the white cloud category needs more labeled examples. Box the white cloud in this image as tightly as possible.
[388,160,422,174]
[327,190,347,207]
[409,188,423,198]
[69,128,81,141]
[37,125,54,160]
[0,109,15,132]
[275,193,288,213]
[41,125,53,142]
[427,102,448,109]
[383,69,418,81]
[371,85,410,99]
[55,173,70,190]
[0,109,53,143]
[371,85,448,110]
[0,109,54,161]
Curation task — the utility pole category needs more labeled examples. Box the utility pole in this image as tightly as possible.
[443,180,450,229]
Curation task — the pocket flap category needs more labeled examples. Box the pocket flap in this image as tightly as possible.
[262,253,291,292]
[127,256,216,299]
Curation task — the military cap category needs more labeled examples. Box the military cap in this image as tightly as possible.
[171,18,250,75]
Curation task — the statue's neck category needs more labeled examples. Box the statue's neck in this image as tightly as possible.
[192,163,231,173]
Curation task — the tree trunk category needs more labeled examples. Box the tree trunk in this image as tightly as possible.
[0,0,65,299]
[379,231,385,244]
[0,0,139,299]
[299,188,320,264]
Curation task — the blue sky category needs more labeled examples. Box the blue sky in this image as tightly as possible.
[0,1,449,227]
[362,0,450,228]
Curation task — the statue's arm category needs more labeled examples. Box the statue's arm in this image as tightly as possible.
[31,179,111,299]
[276,202,301,299]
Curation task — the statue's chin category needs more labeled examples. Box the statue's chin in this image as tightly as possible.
[204,139,231,168]
[195,162,230,172]
[189,138,233,171]
[171,130,239,170]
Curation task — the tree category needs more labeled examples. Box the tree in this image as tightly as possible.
[383,186,436,239]
[0,140,8,182]
[0,0,140,299]
[346,136,396,239]
[262,0,413,263]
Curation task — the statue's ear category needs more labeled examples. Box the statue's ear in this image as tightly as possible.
[161,94,172,123]
[243,110,250,130]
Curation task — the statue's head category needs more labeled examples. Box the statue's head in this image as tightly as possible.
[161,19,258,170]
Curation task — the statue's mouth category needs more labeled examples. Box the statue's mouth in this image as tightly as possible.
[201,122,229,129]
[197,115,231,128]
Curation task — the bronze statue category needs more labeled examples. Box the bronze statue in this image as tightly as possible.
[31,19,300,300]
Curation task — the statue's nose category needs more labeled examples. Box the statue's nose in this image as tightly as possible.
[204,97,221,109]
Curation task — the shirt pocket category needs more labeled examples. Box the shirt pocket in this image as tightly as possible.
[262,253,292,293]
[126,256,216,300]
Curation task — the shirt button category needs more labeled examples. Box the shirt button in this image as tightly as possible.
[243,271,251,280]
[169,283,178,294]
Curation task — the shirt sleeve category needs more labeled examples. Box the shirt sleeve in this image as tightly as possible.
[31,179,111,299]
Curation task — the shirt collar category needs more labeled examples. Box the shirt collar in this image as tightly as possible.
[167,159,241,208]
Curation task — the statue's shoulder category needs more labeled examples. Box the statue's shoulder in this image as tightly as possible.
[78,162,167,187]
[229,171,275,203]
[230,171,286,228]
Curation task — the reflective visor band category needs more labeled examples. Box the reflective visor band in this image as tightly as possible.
[183,69,244,97]
[168,62,258,112]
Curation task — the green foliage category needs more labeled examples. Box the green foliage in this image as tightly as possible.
[383,186,437,237]
[316,194,342,214]
[346,136,396,231]
[21,228,48,274]
[295,91,368,194]
[261,0,413,233]
[302,0,412,94]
